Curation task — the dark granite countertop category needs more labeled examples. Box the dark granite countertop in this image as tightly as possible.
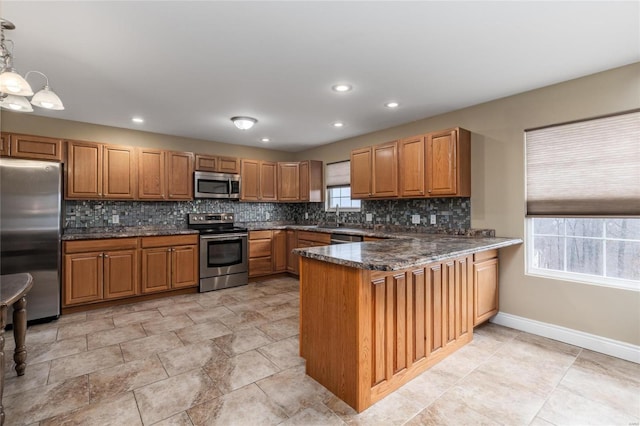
[62,227,198,240]
[293,235,522,271]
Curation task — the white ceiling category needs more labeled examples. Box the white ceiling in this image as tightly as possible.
[2,1,638,152]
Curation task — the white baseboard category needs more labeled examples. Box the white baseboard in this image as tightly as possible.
[491,312,640,364]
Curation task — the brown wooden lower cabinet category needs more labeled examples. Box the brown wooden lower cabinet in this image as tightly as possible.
[473,249,499,326]
[299,253,475,412]
[140,235,198,293]
[63,234,198,307]
[63,238,138,306]
[249,230,274,277]
[272,230,287,272]
[286,230,298,274]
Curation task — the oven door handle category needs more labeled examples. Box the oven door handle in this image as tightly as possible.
[200,233,247,241]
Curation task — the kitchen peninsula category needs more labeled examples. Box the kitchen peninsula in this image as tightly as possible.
[294,234,522,412]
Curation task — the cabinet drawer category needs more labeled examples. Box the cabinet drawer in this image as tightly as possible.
[249,257,273,276]
[64,237,138,254]
[249,230,272,240]
[474,249,498,262]
[141,234,198,248]
[297,231,331,245]
[249,239,272,257]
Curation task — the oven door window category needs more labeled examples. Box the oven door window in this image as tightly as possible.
[198,179,229,196]
[206,239,243,267]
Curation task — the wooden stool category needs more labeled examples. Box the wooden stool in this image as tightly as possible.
[0,273,34,426]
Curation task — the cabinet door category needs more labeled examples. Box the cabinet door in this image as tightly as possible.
[372,141,398,198]
[473,257,499,326]
[103,249,138,299]
[426,129,457,196]
[138,148,166,200]
[260,161,278,201]
[350,147,372,199]
[10,134,62,161]
[103,144,136,199]
[166,151,194,200]
[299,161,309,202]
[278,162,300,201]
[66,141,103,199]
[0,133,9,156]
[286,230,298,275]
[141,247,172,293]
[195,154,218,172]
[172,245,198,288]
[399,136,426,197]
[218,156,240,174]
[272,230,287,272]
[64,252,103,305]
[241,159,260,201]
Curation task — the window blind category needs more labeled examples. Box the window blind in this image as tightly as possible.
[526,110,640,216]
[325,160,350,187]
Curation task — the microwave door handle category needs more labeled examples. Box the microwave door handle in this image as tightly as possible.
[229,178,232,198]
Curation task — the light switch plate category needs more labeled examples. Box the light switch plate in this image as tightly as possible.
[305,212,309,219]
[430,214,436,225]
[112,214,119,224]
[366,213,373,222]
[411,214,420,224]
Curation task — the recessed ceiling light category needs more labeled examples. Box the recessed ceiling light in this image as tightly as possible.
[332,84,352,93]
[385,102,399,108]
[260,137,270,143]
[333,121,345,128]
[131,117,144,123]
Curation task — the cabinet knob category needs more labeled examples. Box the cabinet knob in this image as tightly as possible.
[167,248,172,252]
[104,254,109,258]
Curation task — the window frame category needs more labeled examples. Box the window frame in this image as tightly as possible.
[325,185,361,212]
[525,218,640,292]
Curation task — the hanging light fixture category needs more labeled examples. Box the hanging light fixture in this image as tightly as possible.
[231,116,257,130]
[0,18,64,112]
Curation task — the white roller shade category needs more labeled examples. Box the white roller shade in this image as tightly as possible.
[326,160,351,187]
[526,110,640,216]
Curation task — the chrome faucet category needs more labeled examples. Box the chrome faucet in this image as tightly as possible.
[335,204,340,227]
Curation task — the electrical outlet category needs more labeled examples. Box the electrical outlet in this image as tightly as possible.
[112,214,119,224]
[366,213,373,222]
[305,212,309,219]
[386,214,390,222]
[430,214,436,225]
[411,214,420,224]
[266,212,270,220]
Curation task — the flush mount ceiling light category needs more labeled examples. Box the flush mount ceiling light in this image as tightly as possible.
[332,121,345,128]
[231,116,257,130]
[332,84,352,93]
[0,18,64,112]
[385,101,399,108]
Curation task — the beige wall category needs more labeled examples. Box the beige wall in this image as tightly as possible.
[295,62,640,346]
[0,112,295,162]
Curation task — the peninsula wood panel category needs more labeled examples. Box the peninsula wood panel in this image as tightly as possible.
[299,254,475,413]
[9,134,63,161]
[399,136,426,197]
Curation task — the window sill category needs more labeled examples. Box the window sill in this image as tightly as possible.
[526,268,639,292]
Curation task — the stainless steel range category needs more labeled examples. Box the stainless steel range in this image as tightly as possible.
[188,213,248,292]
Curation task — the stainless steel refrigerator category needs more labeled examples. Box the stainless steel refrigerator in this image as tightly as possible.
[1,157,61,324]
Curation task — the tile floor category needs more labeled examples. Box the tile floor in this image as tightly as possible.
[3,276,639,425]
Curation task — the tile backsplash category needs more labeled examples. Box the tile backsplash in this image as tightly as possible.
[65,198,470,231]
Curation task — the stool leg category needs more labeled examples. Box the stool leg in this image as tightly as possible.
[12,297,27,376]
[1,305,7,426]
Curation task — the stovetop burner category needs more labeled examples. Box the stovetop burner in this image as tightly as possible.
[187,213,247,234]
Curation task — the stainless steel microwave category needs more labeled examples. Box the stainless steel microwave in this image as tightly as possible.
[194,171,241,199]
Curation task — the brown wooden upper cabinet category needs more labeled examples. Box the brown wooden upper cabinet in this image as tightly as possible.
[241,159,277,201]
[66,140,136,200]
[299,160,323,202]
[426,128,470,197]
[351,127,471,200]
[138,149,193,201]
[278,162,300,201]
[0,132,63,162]
[351,141,398,199]
[195,154,240,174]
[399,135,426,197]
